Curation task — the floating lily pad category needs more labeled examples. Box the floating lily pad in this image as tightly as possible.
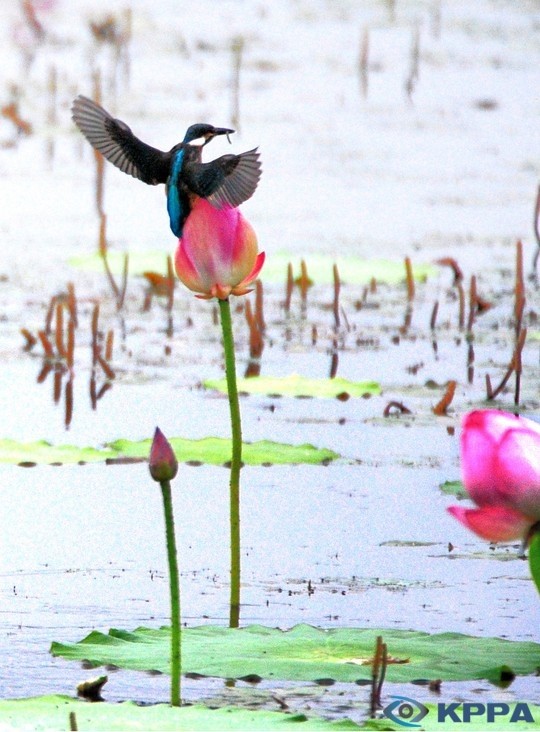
[0,695,357,731]
[69,251,436,286]
[0,437,338,466]
[262,253,436,285]
[204,375,381,399]
[108,437,339,465]
[50,624,540,684]
[0,439,115,465]
[439,480,467,499]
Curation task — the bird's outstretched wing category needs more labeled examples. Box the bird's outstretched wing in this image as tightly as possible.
[71,95,171,185]
[185,149,262,209]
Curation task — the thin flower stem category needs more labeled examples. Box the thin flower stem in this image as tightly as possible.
[160,479,181,705]
[219,298,242,628]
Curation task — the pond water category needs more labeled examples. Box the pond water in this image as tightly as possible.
[0,0,539,723]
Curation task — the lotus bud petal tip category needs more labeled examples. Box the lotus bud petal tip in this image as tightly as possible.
[149,427,178,482]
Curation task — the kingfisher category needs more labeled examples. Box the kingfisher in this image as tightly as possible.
[71,95,262,237]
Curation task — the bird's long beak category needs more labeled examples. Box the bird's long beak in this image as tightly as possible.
[209,127,235,145]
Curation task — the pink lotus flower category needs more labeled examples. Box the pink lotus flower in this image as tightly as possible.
[174,199,265,300]
[448,410,540,542]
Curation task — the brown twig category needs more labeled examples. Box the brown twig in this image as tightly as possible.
[430,300,439,330]
[298,259,311,307]
[55,302,66,358]
[105,330,114,361]
[53,367,62,404]
[433,380,457,416]
[436,257,463,285]
[118,253,129,310]
[67,282,78,328]
[91,303,100,367]
[96,353,116,380]
[244,299,264,360]
[404,257,415,302]
[457,280,465,330]
[515,239,525,338]
[284,262,293,313]
[20,328,37,350]
[21,0,45,40]
[1,102,32,136]
[38,331,54,359]
[333,263,341,330]
[329,346,339,379]
[44,295,57,336]
[467,275,477,332]
[532,184,540,277]
[255,279,265,332]
[369,636,387,717]
[383,401,412,417]
[358,27,369,98]
[67,318,75,370]
[65,377,74,429]
[405,25,420,101]
[69,710,78,732]
[485,328,527,401]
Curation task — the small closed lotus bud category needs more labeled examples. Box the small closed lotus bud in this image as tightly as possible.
[149,427,178,482]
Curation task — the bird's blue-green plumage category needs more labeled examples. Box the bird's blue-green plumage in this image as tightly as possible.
[166,150,185,237]
[71,96,262,237]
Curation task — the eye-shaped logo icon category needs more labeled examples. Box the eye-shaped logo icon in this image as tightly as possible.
[383,696,429,727]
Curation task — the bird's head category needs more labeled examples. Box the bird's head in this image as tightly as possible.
[183,124,234,147]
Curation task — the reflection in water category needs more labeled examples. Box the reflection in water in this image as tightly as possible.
[243,283,265,379]
[26,287,115,429]
[36,350,114,430]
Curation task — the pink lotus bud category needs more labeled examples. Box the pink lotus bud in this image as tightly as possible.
[174,199,265,300]
[149,427,178,482]
[448,410,540,542]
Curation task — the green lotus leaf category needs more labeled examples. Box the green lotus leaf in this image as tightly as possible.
[439,480,468,499]
[0,695,358,731]
[0,437,338,466]
[204,375,381,399]
[0,439,115,465]
[69,251,435,285]
[108,437,339,465]
[51,624,540,684]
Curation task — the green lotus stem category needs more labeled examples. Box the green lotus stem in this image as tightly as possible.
[160,479,181,705]
[527,523,540,597]
[219,297,242,628]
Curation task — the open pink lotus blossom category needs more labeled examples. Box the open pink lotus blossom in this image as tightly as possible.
[174,199,265,300]
[448,410,540,542]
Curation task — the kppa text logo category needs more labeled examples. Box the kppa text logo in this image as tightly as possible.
[383,696,535,727]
